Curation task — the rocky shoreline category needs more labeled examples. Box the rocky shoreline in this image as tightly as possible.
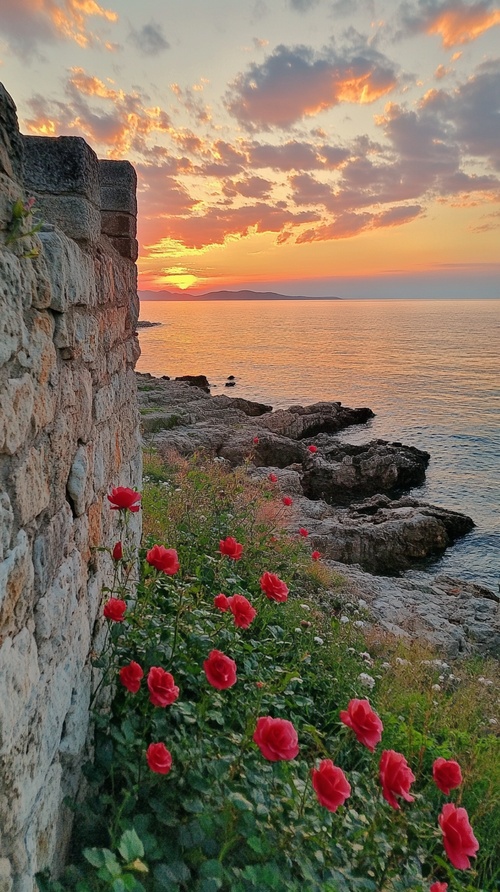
[137,372,499,656]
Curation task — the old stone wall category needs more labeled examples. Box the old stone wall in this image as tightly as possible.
[0,84,142,891]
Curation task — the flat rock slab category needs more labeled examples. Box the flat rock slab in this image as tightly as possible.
[329,562,499,657]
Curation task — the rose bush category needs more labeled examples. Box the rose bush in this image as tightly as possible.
[38,455,496,892]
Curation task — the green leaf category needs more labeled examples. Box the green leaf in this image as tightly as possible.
[118,829,145,863]
[227,792,253,812]
[199,860,224,881]
[83,848,107,868]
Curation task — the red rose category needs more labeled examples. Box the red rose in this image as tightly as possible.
[146,545,180,575]
[203,650,237,690]
[103,598,127,622]
[379,750,416,810]
[268,473,278,482]
[260,571,289,602]
[308,445,318,453]
[339,699,383,751]
[253,716,299,761]
[299,527,309,537]
[107,486,141,512]
[311,550,321,561]
[119,661,143,693]
[214,593,230,611]
[227,594,257,629]
[253,436,259,444]
[282,496,293,506]
[311,759,351,812]
[219,536,243,559]
[430,884,448,892]
[433,758,462,795]
[146,742,172,775]
[112,541,123,561]
[147,667,179,707]
[438,803,479,870]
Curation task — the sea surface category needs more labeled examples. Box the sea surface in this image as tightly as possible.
[137,299,499,590]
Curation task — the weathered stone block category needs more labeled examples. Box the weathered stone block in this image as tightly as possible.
[101,210,137,239]
[12,445,50,525]
[107,235,139,261]
[0,531,34,640]
[33,504,74,596]
[99,159,137,215]
[67,443,94,517]
[0,492,14,562]
[0,375,34,455]
[22,136,100,205]
[0,84,23,183]
[38,229,97,311]
[32,193,101,243]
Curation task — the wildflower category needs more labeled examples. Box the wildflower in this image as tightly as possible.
[430,883,448,892]
[299,527,309,537]
[103,598,127,622]
[112,542,123,561]
[308,445,318,453]
[438,803,479,870]
[433,758,462,795]
[253,436,259,444]
[107,486,141,512]
[311,550,321,560]
[204,650,237,690]
[260,571,289,602]
[282,496,293,506]
[119,661,143,693]
[358,672,375,689]
[146,742,172,775]
[146,545,180,575]
[340,699,383,751]
[312,760,351,812]
[253,716,299,761]
[227,594,257,629]
[147,667,179,707]
[219,536,243,559]
[268,473,278,482]
[379,750,415,810]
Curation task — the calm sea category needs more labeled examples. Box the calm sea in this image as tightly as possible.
[137,299,499,589]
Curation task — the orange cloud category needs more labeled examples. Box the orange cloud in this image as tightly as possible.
[0,0,118,53]
[410,2,500,48]
[49,0,117,47]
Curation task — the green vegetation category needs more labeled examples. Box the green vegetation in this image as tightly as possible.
[37,451,499,892]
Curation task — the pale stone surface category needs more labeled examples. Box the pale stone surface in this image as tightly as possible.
[0,84,141,891]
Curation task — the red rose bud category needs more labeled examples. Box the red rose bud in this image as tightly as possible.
[312,759,351,812]
[219,536,243,559]
[268,473,278,482]
[379,750,416,810]
[253,436,259,444]
[203,649,237,690]
[339,698,383,752]
[439,803,479,870]
[432,757,462,795]
[107,486,141,512]
[299,527,309,537]
[253,716,299,761]
[214,593,230,611]
[227,594,257,628]
[146,742,172,775]
[282,496,293,506]
[112,541,123,561]
[103,598,127,622]
[260,571,289,602]
[147,667,179,707]
[308,444,318,453]
[119,661,143,693]
[311,550,321,561]
[430,884,448,892]
[256,681,265,689]
[146,545,180,575]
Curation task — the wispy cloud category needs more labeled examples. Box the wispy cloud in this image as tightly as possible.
[128,20,169,56]
[0,0,117,55]
[398,0,500,48]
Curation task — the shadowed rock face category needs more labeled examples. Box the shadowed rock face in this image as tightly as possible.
[301,440,430,505]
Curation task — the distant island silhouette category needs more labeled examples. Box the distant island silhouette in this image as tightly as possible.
[140,289,342,301]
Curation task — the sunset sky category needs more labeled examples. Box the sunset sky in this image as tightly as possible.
[0,0,499,297]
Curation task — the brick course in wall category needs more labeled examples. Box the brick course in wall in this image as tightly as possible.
[0,84,142,892]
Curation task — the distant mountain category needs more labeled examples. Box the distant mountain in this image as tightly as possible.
[139,289,342,301]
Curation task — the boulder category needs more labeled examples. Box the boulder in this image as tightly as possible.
[302,439,430,504]
[258,401,374,439]
[174,374,210,392]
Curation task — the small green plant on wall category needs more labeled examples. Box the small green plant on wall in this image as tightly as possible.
[5,196,42,256]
